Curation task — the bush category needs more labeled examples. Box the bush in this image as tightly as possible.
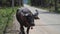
[0,7,19,34]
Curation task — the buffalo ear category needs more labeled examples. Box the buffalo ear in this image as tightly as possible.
[34,16,40,19]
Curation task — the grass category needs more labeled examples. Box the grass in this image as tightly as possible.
[0,7,19,34]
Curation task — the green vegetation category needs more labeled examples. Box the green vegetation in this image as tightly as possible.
[29,0,60,13]
[0,0,22,34]
[27,0,31,5]
[0,0,23,7]
[0,7,19,34]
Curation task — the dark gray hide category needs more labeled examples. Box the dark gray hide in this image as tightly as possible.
[16,7,35,27]
[16,7,40,34]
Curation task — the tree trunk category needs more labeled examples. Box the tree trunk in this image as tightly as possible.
[55,0,58,12]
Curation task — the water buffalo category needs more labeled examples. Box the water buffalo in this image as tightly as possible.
[16,7,39,34]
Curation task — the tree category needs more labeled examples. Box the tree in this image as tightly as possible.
[55,0,58,12]
[0,0,23,7]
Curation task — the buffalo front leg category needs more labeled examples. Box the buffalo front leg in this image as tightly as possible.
[20,26,25,34]
[26,27,30,34]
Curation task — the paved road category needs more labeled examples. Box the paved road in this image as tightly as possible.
[24,4,60,34]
